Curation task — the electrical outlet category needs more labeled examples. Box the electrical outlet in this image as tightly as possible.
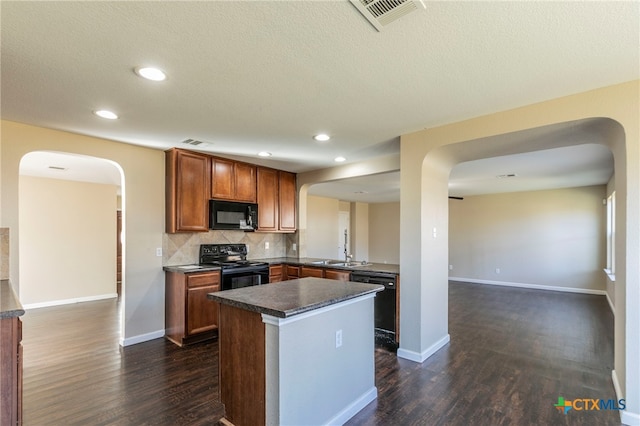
[449,265,453,271]
[292,243,297,251]
[335,330,342,348]
[265,242,269,250]
[156,248,162,257]
[495,268,501,274]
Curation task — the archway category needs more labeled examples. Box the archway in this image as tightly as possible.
[18,151,125,337]
[399,82,638,423]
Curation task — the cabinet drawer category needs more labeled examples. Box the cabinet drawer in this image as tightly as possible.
[286,265,300,279]
[300,266,324,278]
[325,269,351,282]
[187,272,221,288]
[269,265,283,276]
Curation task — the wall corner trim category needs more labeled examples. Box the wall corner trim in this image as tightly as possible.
[397,334,450,363]
[120,330,165,347]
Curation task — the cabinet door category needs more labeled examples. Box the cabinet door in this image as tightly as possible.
[166,149,210,233]
[300,266,324,278]
[278,171,296,231]
[285,265,300,280]
[234,163,257,203]
[257,167,279,231]
[211,158,235,200]
[325,269,351,281]
[269,265,283,283]
[187,285,220,336]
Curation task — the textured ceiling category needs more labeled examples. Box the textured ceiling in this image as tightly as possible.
[3,1,638,200]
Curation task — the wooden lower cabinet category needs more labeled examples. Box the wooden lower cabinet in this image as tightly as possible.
[285,265,300,280]
[165,270,221,346]
[1,316,22,426]
[300,266,324,278]
[269,265,284,283]
[325,269,351,281]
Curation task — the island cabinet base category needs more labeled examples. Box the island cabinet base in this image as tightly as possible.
[216,282,379,426]
[218,304,265,426]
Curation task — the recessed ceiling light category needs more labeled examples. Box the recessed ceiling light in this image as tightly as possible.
[135,67,166,81]
[94,110,118,120]
[334,156,346,163]
[314,134,331,142]
[258,151,272,157]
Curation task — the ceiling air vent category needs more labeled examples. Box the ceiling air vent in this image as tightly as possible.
[181,138,209,147]
[350,0,424,31]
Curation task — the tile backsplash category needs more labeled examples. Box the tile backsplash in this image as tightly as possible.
[164,230,299,265]
[1,228,9,280]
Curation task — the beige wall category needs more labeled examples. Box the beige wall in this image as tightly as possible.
[0,228,9,280]
[306,195,340,259]
[1,120,164,345]
[351,202,369,261]
[19,176,118,305]
[449,186,606,291]
[368,202,400,264]
[307,196,396,263]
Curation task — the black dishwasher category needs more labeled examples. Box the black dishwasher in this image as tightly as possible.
[351,271,398,351]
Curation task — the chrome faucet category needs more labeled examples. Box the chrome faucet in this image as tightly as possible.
[343,229,352,262]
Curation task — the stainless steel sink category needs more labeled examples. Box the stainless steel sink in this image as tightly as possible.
[344,261,373,267]
[310,260,345,265]
[309,260,372,267]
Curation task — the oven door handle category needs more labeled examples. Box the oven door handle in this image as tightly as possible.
[222,266,269,275]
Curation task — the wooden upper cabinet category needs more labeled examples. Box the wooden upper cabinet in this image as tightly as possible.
[278,171,296,231]
[211,157,257,203]
[257,167,297,232]
[234,162,257,203]
[166,148,211,233]
[257,167,279,232]
[211,158,235,200]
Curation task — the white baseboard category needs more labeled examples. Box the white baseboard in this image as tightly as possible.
[612,370,623,403]
[23,293,118,310]
[605,292,615,315]
[613,371,640,426]
[622,410,640,426]
[397,334,450,363]
[324,386,377,425]
[449,277,607,296]
[120,329,165,347]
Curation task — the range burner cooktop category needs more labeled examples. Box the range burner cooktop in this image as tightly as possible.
[198,244,268,270]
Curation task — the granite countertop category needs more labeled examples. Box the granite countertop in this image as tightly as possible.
[163,264,222,274]
[255,257,400,275]
[163,258,399,275]
[208,277,383,318]
[0,280,25,319]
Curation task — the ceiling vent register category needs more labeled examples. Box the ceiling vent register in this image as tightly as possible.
[181,138,209,147]
[350,0,424,31]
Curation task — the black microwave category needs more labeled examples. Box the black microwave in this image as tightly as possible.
[209,200,258,231]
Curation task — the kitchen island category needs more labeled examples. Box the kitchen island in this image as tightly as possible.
[208,277,383,426]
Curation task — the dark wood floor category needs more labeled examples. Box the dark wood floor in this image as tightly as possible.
[21,282,619,425]
[21,298,224,425]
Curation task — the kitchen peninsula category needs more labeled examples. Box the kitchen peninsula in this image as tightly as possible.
[208,277,383,426]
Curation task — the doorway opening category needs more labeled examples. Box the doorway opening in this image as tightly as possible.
[18,150,124,320]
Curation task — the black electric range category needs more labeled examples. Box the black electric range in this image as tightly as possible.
[199,244,269,290]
